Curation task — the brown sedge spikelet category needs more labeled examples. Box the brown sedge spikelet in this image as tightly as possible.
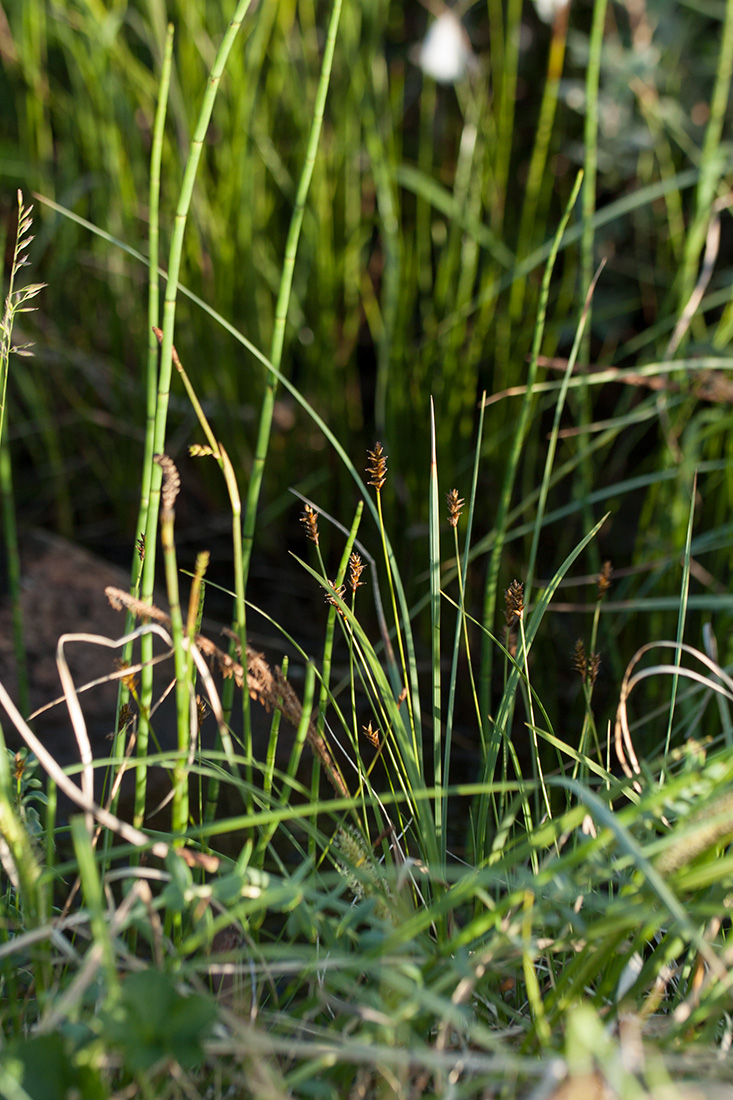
[573,640,601,685]
[300,504,320,546]
[363,720,380,747]
[117,703,134,732]
[572,640,587,680]
[446,489,465,528]
[195,694,209,730]
[598,560,612,599]
[504,579,525,626]
[115,659,138,694]
[366,441,388,491]
[588,652,601,685]
[153,453,180,516]
[325,579,347,612]
[348,552,367,593]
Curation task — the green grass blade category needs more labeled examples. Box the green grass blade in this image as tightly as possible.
[428,399,442,853]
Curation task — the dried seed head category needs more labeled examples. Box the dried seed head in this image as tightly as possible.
[363,720,380,747]
[588,652,601,685]
[117,703,134,732]
[349,552,367,592]
[196,694,210,730]
[300,504,320,546]
[154,453,180,515]
[366,441,388,491]
[598,560,612,599]
[504,579,525,625]
[446,489,465,528]
[189,444,217,458]
[572,640,600,685]
[325,579,346,611]
[115,659,138,694]
[572,639,587,680]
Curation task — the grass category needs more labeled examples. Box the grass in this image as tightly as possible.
[2,0,733,1096]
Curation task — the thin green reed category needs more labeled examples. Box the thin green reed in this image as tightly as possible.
[362,49,401,438]
[110,24,174,823]
[428,402,442,852]
[508,2,570,324]
[660,475,696,785]
[140,24,175,580]
[479,172,583,720]
[525,260,604,603]
[580,0,607,342]
[155,454,190,838]
[443,398,487,865]
[475,513,608,867]
[242,0,343,547]
[573,0,607,577]
[240,0,343,770]
[488,0,523,376]
[677,0,733,333]
[134,2,252,827]
[317,501,364,741]
[486,0,522,236]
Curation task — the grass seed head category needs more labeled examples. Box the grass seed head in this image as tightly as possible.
[348,552,367,592]
[598,560,612,599]
[300,504,320,546]
[504,579,525,625]
[572,639,587,679]
[363,720,380,746]
[325,579,346,611]
[366,441,388,491]
[446,488,465,527]
[588,652,601,685]
[573,640,601,685]
[153,453,180,515]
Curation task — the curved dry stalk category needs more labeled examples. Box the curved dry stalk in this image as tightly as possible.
[614,639,733,781]
[106,587,350,798]
[0,623,225,870]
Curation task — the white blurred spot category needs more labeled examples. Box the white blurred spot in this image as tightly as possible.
[418,11,474,85]
[533,0,570,24]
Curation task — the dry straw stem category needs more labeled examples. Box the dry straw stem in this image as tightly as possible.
[0,625,219,871]
[614,639,733,785]
[105,586,350,798]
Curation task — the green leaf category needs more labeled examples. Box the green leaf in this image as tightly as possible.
[101,969,217,1072]
[1,1033,104,1100]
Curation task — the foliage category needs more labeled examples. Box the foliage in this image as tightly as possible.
[1,0,733,1097]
